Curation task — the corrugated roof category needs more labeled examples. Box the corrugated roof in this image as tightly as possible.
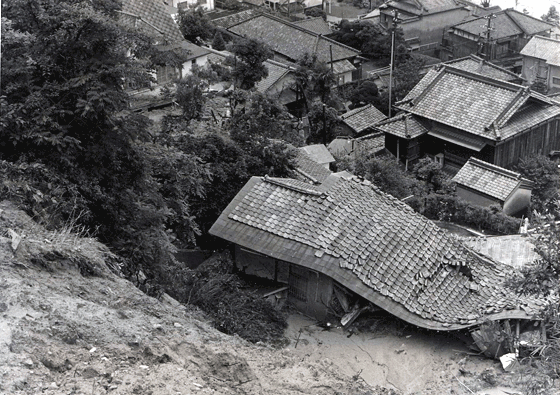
[463,235,538,269]
[398,65,558,140]
[210,175,551,330]
[452,157,524,201]
[120,0,184,44]
[291,17,332,35]
[445,55,523,82]
[520,35,560,67]
[300,144,335,164]
[228,14,360,63]
[374,113,428,139]
[341,104,387,134]
[451,9,553,40]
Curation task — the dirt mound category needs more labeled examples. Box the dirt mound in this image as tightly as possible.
[0,201,372,394]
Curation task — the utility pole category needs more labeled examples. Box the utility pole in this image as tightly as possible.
[482,13,496,60]
[388,10,399,118]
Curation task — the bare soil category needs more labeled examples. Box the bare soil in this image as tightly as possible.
[0,201,557,395]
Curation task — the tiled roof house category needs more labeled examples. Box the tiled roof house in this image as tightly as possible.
[520,35,560,94]
[377,64,560,171]
[378,0,487,56]
[227,13,361,84]
[452,157,534,216]
[291,17,333,35]
[119,0,210,85]
[209,174,550,329]
[441,8,554,69]
[444,55,524,83]
[299,144,335,169]
[293,149,334,184]
[340,104,387,135]
[463,235,538,269]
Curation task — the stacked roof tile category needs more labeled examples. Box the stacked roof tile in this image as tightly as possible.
[452,158,528,201]
[293,150,333,184]
[228,14,360,64]
[445,55,523,82]
[341,105,387,134]
[120,0,184,44]
[374,113,428,139]
[463,235,538,269]
[521,35,560,67]
[210,175,551,330]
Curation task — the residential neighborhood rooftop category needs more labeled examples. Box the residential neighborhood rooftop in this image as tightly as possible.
[299,144,335,165]
[374,113,428,139]
[520,35,560,67]
[293,150,334,184]
[452,157,530,202]
[120,0,184,44]
[290,17,333,35]
[463,235,538,269]
[210,9,263,29]
[210,175,550,330]
[256,60,295,94]
[444,55,523,82]
[341,104,387,134]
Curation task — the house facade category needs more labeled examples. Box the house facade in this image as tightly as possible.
[441,9,554,71]
[378,0,487,56]
[210,175,547,329]
[376,64,560,172]
[520,35,560,94]
[452,157,533,216]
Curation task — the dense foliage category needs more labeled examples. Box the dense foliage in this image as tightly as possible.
[515,155,560,216]
[178,7,215,45]
[228,38,273,90]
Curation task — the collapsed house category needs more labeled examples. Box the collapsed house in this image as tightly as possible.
[209,174,555,355]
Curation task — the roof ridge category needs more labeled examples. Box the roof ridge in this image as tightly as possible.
[263,175,327,196]
[319,34,362,54]
[355,130,384,141]
[443,65,526,91]
[411,66,447,106]
[491,86,530,131]
[226,10,268,29]
[504,7,556,27]
[341,104,372,119]
[503,8,527,35]
[466,157,521,180]
[528,35,560,44]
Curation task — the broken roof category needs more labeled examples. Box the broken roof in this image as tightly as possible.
[120,0,184,44]
[452,157,531,202]
[341,104,387,134]
[228,14,360,63]
[210,175,550,330]
[450,9,553,40]
[397,65,560,141]
[520,35,560,67]
[463,235,538,269]
[299,144,335,165]
[444,55,523,82]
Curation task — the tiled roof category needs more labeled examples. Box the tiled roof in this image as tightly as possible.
[211,9,263,29]
[452,157,525,201]
[158,41,211,61]
[445,55,523,82]
[374,113,428,139]
[331,59,357,75]
[291,17,332,35]
[355,132,385,155]
[228,14,360,63]
[451,9,553,40]
[328,137,355,158]
[210,175,550,330]
[382,0,470,16]
[341,104,387,134]
[500,103,560,140]
[463,235,538,269]
[120,0,184,44]
[293,150,333,184]
[398,65,558,140]
[299,144,335,164]
[521,35,560,67]
[256,60,294,93]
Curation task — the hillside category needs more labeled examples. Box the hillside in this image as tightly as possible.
[0,200,556,395]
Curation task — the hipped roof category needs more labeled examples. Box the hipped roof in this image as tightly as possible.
[210,175,551,330]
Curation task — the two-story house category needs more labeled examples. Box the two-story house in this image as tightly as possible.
[520,35,560,94]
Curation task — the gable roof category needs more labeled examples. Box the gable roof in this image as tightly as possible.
[450,9,553,40]
[211,9,263,29]
[293,149,333,184]
[228,14,360,63]
[291,17,333,35]
[397,65,559,141]
[341,104,387,134]
[210,175,550,330]
[452,157,530,201]
[520,35,560,67]
[256,60,295,93]
[120,0,184,44]
[444,55,523,82]
[299,144,335,165]
[157,41,211,61]
[374,113,429,139]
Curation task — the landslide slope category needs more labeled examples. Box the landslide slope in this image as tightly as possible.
[0,201,373,395]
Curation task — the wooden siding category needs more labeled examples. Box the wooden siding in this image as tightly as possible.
[494,117,560,168]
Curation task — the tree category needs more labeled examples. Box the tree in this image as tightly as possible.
[349,80,379,108]
[175,75,207,121]
[294,53,337,108]
[229,38,272,90]
[306,103,341,144]
[515,155,560,215]
[212,31,226,51]
[393,55,426,101]
[178,7,214,45]
[542,6,560,24]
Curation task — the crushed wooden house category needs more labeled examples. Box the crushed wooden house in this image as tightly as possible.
[209,174,552,330]
[452,157,534,216]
